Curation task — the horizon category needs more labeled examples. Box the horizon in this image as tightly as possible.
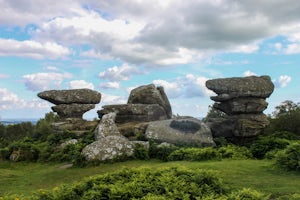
[1,1,300,119]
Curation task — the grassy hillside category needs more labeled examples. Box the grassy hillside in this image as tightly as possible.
[1,159,300,198]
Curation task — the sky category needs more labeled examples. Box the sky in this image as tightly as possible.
[0,0,299,120]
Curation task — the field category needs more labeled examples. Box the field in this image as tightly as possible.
[1,159,300,198]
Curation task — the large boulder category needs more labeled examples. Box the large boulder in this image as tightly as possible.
[37,89,101,104]
[145,117,215,146]
[128,84,172,118]
[94,112,122,140]
[81,135,135,161]
[98,104,168,123]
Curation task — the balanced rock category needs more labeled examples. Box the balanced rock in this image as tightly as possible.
[38,89,101,120]
[128,84,172,118]
[205,75,274,144]
[145,117,215,146]
[37,89,101,104]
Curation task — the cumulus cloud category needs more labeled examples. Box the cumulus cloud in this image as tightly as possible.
[99,82,120,90]
[101,93,126,105]
[274,75,292,88]
[69,80,94,90]
[99,63,145,82]
[23,72,73,91]
[0,39,70,59]
[153,74,213,99]
[243,70,257,77]
[0,88,49,110]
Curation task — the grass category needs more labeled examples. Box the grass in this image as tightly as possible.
[0,159,300,198]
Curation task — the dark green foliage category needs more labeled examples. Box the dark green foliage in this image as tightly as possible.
[227,188,269,200]
[0,147,10,160]
[218,145,253,160]
[168,147,221,161]
[202,104,227,123]
[133,143,149,160]
[170,120,201,133]
[32,167,226,200]
[149,141,179,161]
[276,142,300,171]
[250,132,291,159]
[7,137,40,161]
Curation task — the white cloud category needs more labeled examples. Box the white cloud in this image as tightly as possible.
[99,82,120,90]
[284,43,300,54]
[69,80,94,90]
[45,66,59,71]
[0,38,70,59]
[274,75,292,88]
[23,72,73,91]
[153,80,181,98]
[99,63,145,81]
[101,93,126,105]
[0,88,49,110]
[243,70,257,77]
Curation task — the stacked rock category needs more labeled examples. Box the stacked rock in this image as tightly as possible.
[98,84,172,123]
[206,76,274,143]
[38,89,101,120]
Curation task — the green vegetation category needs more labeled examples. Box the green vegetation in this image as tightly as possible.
[1,160,300,199]
[1,100,300,199]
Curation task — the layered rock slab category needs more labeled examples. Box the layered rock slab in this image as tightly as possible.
[145,117,215,146]
[205,76,274,143]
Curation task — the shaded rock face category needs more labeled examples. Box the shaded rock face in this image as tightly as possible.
[206,76,274,144]
[145,117,215,146]
[128,84,172,118]
[82,113,149,162]
[97,84,172,124]
[38,89,101,120]
[98,104,168,123]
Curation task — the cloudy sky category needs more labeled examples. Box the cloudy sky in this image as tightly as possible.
[0,0,299,119]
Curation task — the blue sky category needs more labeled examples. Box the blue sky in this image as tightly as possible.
[0,0,299,119]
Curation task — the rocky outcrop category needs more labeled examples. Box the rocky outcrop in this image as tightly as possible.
[145,117,215,146]
[98,104,168,124]
[38,89,101,120]
[128,84,172,118]
[206,75,274,143]
[97,84,172,124]
[82,112,149,161]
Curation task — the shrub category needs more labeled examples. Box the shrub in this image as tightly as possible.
[227,188,269,200]
[250,137,290,159]
[32,167,226,200]
[0,147,10,160]
[149,141,179,161]
[218,145,253,160]
[134,143,149,160]
[168,147,221,161]
[7,138,40,161]
[277,193,300,200]
[276,142,300,171]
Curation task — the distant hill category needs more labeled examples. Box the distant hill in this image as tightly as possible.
[0,119,38,125]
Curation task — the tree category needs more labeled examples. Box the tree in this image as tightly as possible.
[268,100,300,135]
[202,105,227,122]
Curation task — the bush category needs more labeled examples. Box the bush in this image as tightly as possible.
[32,167,226,200]
[227,188,269,200]
[134,143,149,160]
[168,147,221,161]
[276,142,300,171]
[250,137,290,159]
[218,145,253,160]
[0,147,10,160]
[149,141,179,161]
[7,138,40,161]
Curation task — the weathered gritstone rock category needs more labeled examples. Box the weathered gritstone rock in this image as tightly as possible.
[145,117,215,146]
[94,112,122,140]
[98,104,168,123]
[37,89,101,104]
[52,104,95,118]
[128,84,172,119]
[206,76,274,144]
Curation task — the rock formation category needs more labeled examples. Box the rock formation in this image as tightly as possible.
[145,117,215,146]
[205,76,274,143]
[82,112,149,161]
[38,89,101,119]
[38,89,101,132]
[97,84,172,123]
